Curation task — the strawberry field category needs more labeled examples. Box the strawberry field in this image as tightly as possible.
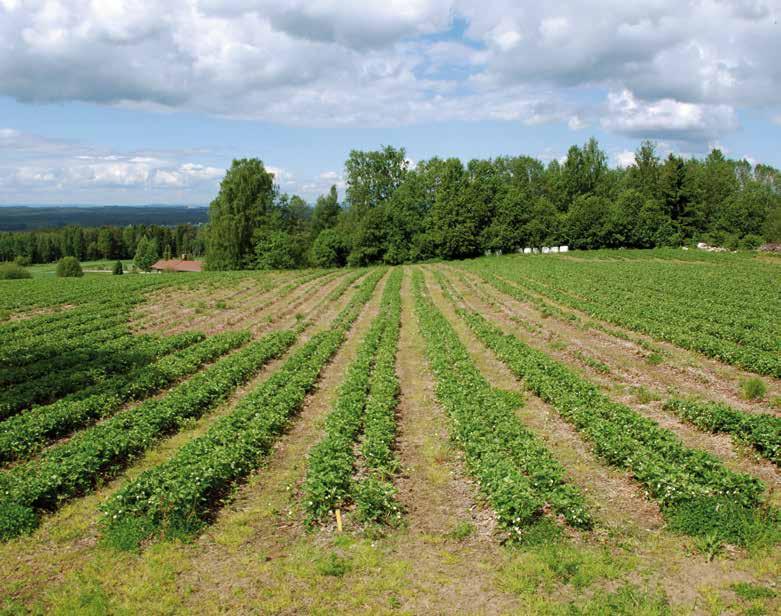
[0,250,779,614]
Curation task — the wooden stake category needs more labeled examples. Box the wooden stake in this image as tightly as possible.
[335,509,343,532]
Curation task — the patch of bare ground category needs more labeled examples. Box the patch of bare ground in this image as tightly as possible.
[131,270,316,335]
[0,272,360,612]
[244,271,348,337]
[131,274,270,332]
[5,303,77,323]
[439,266,781,499]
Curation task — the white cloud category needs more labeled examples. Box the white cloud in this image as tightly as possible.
[266,165,295,187]
[0,0,774,140]
[0,128,226,202]
[614,150,636,168]
[602,89,738,143]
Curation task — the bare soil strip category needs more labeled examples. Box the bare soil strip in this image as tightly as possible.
[133,270,328,336]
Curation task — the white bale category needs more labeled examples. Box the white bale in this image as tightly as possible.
[551,246,559,253]
[532,248,539,254]
[542,246,550,254]
[559,245,569,253]
[523,247,532,254]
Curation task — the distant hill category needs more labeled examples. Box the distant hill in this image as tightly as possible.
[0,205,209,230]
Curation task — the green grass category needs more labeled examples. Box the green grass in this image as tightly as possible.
[741,378,767,401]
[26,260,134,277]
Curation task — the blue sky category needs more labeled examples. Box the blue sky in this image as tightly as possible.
[1,1,780,205]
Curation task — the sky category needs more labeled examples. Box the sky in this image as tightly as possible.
[0,0,780,206]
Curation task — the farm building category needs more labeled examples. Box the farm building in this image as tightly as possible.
[150,259,203,272]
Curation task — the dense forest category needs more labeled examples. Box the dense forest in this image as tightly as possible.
[0,223,204,264]
[2,139,779,269]
[206,139,781,270]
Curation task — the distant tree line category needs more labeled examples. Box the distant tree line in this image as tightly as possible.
[205,140,781,271]
[0,224,205,265]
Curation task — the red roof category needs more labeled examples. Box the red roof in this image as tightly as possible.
[150,259,203,272]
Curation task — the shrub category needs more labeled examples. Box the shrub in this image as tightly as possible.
[741,378,767,401]
[0,262,32,280]
[112,260,124,275]
[310,228,348,268]
[13,255,32,267]
[56,256,84,278]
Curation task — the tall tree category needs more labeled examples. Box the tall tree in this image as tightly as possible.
[133,236,159,272]
[562,138,608,203]
[344,146,409,215]
[627,140,661,200]
[206,158,275,270]
[311,186,341,236]
[343,145,409,264]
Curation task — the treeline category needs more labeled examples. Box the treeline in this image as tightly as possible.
[0,224,205,265]
[205,139,781,270]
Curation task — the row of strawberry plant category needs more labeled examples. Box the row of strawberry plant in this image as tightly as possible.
[469,257,780,377]
[0,331,247,464]
[326,269,367,302]
[0,300,131,345]
[99,269,385,547]
[0,320,134,370]
[354,270,403,526]
[0,333,152,388]
[452,303,777,546]
[0,331,204,419]
[501,264,781,376]
[0,273,175,312]
[0,328,297,541]
[302,269,402,525]
[513,266,778,353]
[457,266,661,355]
[412,270,592,539]
[663,398,780,467]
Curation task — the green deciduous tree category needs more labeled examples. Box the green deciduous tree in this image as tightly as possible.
[206,158,275,270]
[133,236,159,272]
[310,228,348,268]
[253,229,297,270]
[311,186,341,236]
